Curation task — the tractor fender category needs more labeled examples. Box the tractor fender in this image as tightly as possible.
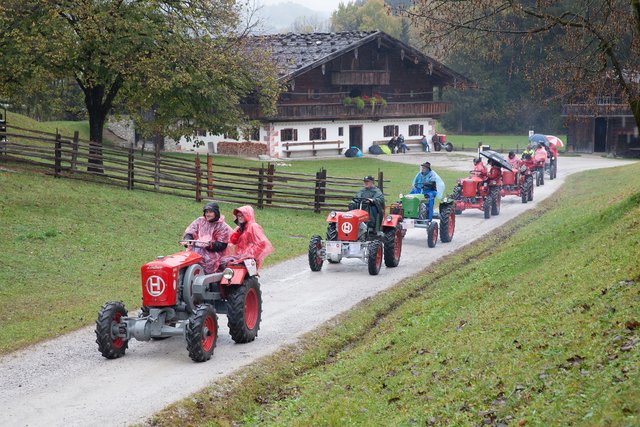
[221,265,249,285]
[382,213,402,228]
[326,212,338,223]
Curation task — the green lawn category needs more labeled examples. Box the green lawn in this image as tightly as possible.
[147,162,640,426]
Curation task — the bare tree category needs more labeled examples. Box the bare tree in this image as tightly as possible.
[403,1,640,128]
[290,15,331,33]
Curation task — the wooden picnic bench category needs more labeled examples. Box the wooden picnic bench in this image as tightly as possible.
[282,140,344,158]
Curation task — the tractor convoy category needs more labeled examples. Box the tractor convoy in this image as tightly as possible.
[96,144,557,363]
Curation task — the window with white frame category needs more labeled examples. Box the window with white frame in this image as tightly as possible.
[281,128,298,142]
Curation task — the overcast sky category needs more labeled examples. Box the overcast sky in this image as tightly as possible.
[258,0,344,15]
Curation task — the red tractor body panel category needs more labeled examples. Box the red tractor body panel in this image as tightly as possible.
[502,170,515,185]
[461,177,482,197]
[337,210,369,241]
[141,251,203,307]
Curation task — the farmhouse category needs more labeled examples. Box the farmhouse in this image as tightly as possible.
[179,31,470,158]
[563,97,640,157]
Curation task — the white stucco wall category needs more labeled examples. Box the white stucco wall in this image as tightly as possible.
[178,117,437,158]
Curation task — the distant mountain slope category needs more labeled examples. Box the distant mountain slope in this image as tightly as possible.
[257,2,331,33]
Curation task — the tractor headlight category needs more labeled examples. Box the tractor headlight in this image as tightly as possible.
[330,211,337,218]
[222,268,234,281]
[386,215,392,222]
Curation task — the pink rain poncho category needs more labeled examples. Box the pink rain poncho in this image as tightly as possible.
[534,146,548,163]
[229,205,273,268]
[183,215,232,273]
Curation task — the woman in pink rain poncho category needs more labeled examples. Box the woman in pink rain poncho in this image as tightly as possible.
[182,202,232,273]
[228,205,273,268]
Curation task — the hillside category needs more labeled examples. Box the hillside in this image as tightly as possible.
[149,163,640,426]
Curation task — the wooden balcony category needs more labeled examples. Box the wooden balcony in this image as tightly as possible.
[563,103,632,117]
[331,70,390,85]
[243,102,450,122]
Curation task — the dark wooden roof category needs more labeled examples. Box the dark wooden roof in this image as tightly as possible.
[251,31,472,87]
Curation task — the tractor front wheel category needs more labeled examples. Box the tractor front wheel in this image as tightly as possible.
[326,224,340,263]
[226,277,262,343]
[368,240,383,275]
[427,221,439,248]
[96,301,129,359]
[383,226,402,267]
[308,235,324,271]
[186,304,218,362]
[439,203,455,243]
[528,177,534,201]
[445,142,453,152]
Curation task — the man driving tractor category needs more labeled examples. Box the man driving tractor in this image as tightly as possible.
[409,161,445,222]
[351,175,385,232]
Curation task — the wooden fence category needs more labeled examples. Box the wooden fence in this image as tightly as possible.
[0,124,386,213]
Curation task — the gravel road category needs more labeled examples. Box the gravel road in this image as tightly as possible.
[0,153,634,427]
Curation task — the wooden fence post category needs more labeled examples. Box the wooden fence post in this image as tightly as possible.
[317,168,327,212]
[257,165,265,209]
[195,154,202,202]
[127,145,135,190]
[71,131,79,172]
[377,170,384,194]
[54,130,62,178]
[0,114,6,157]
[266,163,275,205]
[207,154,213,198]
[313,169,322,213]
[154,142,160,190]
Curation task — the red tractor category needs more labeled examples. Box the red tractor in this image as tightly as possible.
[500,164,534,203]
[451,172,498,219]
[95,241,262,362]
[308,198,404,275]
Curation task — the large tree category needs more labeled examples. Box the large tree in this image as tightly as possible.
[0,1,279,158]
[403,1,640,130]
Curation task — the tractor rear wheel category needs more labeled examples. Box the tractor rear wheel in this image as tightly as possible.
[418,201,428,220]
[490,187,501,216]
[367,240,383,275]
[483,196,492,219]
[427,221,439,248]
[186,304,218,362]
[439,203,455,243]
[383,225,402,267]
[527,177,534,201]
[326,223,338,240]
[445,143,453,152]
[308,235,324,271]
[326,224,341,263]
[226,277,262,343]
[96,301,129,359]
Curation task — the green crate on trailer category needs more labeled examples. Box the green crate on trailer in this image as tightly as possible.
[401,194,421,218]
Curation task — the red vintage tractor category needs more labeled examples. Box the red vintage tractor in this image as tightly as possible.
[500,163,534,203]
[308,198,404,275]
[451,171,498,219]
[95,241,262,362]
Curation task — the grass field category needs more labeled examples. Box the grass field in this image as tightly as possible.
[146,163,640,426]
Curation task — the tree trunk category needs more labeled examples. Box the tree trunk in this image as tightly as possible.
[88,106,106,173]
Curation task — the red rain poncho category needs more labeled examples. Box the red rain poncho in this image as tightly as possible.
[534,146,548,163]
[229,205,273,268]
[473,160,488,179]
[183,215,232,273]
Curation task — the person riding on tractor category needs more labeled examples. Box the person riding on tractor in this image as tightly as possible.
[487,159,502,181]
[409,162,445,222]
[227,205,273,269]
[350,175,385,232]
[181,202,232,273]
[508,151,520,170]
[472,157,488,179]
